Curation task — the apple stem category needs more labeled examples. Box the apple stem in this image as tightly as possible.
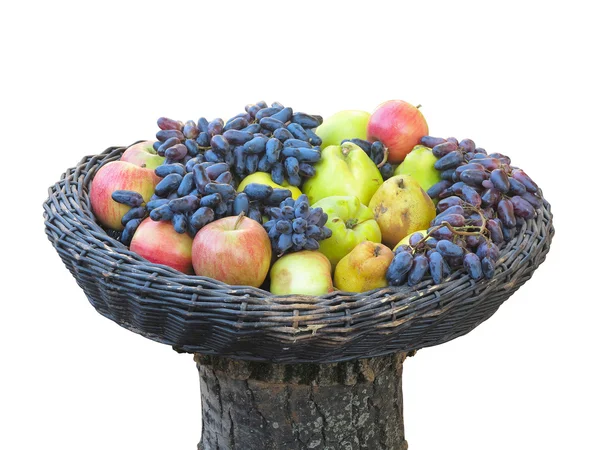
[416,104,422,109]
[234,211,246,230]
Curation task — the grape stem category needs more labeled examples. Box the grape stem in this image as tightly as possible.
[377,145,389,168]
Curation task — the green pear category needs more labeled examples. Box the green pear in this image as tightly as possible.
[315,110,371,149]
[303,142,383,205]
[394,145,442,192]
[312,196,382,270]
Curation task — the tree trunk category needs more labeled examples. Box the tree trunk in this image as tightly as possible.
[194,353,409,450]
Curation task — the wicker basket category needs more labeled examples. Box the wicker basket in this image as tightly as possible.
[43,144,554,364]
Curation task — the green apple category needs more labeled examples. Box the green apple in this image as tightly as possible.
[270,251,334,296]
[120,141,165,170]
[237,171,302,200]
[312,196,382,270]
[315,110,371,149]
[303,142,383,205]
[394,145,441,192]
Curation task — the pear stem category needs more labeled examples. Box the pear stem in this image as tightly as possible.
[377,145,389,168]
[234,211,245,230]
[341,142,352,157]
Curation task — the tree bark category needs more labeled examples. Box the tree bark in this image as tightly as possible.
[194,353,408,450]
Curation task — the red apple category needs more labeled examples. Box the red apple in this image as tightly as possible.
[90,161,159,231]
[367,100,429,164]
[130,218,194,274]
[120,141,165,170]
[192,215,272,287]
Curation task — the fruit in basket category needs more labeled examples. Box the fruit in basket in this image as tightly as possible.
[130,218,194,274]
[315,110,371,150]
[334,241,394,292]
[311,196,381,269]
[369,174,436,248]
[303,142,383,205]
[393,229,428,251]
[367,100,429,164]
[394,145,441,193]
[90,161,159,231]
[191,214,271,287]
[120,141,165,170]
[236,172,302,200]
[269,251,334,296]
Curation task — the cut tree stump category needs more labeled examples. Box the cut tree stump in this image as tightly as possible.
[194,352,409,450]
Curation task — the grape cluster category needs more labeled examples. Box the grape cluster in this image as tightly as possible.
[153,101,324,187]
[386,135,542,286]
[263,194,332,255]
[341,138,395,180]
[110,190,148,245]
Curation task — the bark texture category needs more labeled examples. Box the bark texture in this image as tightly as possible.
[194,353,408,450]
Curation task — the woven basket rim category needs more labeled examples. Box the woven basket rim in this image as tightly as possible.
[43,143,554,362]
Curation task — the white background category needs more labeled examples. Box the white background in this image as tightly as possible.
[2,1,598,449]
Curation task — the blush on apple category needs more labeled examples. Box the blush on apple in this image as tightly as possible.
[130,218,194,274]
[367,100,429,164]
[191,214,272,287]
[90,161,159,230]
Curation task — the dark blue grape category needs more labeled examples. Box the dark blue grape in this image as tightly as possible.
[269,107,293,123]
[343,138,371,153]
[155,163,185,178]
[408,255,429,286]
[260,117,285,132]
[205,182,236,200]
[192,165,210,194]
[490,169,510,193]
[271,162,285,185]
[196,131,211,147]
[283,138,311,149]
[276,220,292,234]
[497,198,516,228]
[380,163,395,180]
[233,193,250,216]
[298,163,316,178]
[184,139,200,157]
[152,141,161,152]
[120,218,143,245]
[273,127,294,142]
[286,123,310,141]
[156,129,184,142]
[429,251,450,284]
[183,120,199,139]
[265,188,292,206]
[292,233,307,248]
[197,117,209,133]
[432,141,458,158]
[146,199,169,210]
[257,154,272,172]
[245,153,259,173]
[234,146,246,176]
[244,183,273,201]
[199,193,222,208]
[204,150,221,163]
[223,117,248,132]
[434,151,464,170]
[436,240,464,258]
[215,171,233,185]
[177,173,196,197]
[371,141,386,165]
[282,148,321,163]
[420,136,446,147]
[243,136,269,154]
[277,233,293,254]
[222,129,253,145]
[248,206,263,224]
[205,162,229,180]
[386,251,413,286]
[292,218,307,233]
[168,195,200,213]
[121,206,146,226]
[476,242,500,261]
[157,117,182,131]
[304,238,320,250]
[486,218,504,245]
[460,185,482,207]
[481,256,495,279]
[511,169,538,193]
[157,137,181,156]
[463,253,483,280]
[305,128,322,146]
[190,207,215,229]
[149,204,174,221]
[209,135,229,155]
[111,190,145,207]
[458,139,476,152]
[265,138,282,164]
[291,112,320,129]
[172,214,187,234]
[207,118,224,136]
[255,107,282,121]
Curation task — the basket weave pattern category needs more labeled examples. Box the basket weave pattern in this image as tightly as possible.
[43,145,554,363]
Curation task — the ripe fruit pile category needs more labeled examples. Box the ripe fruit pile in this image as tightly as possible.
[90,99,542,295]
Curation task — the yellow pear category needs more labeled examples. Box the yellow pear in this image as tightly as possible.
[334,241,394,293]
[368,175,436,249]
[237,172,302,200]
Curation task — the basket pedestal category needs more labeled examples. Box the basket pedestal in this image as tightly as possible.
[194,353,409,450]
